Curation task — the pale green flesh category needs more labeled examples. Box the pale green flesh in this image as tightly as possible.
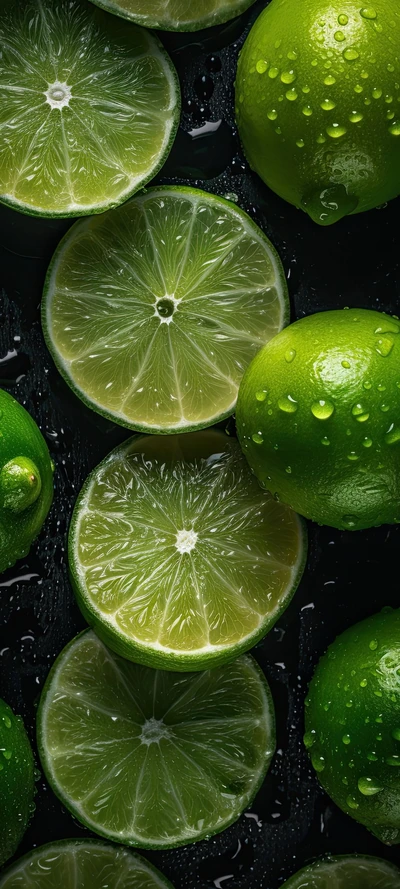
[70,432,305,664]
[38,631,275,847]
[44,187,288,429]
[89,0,256,31]
[282,855,400,888]
[0,0,179,216]
[0,840,173,888]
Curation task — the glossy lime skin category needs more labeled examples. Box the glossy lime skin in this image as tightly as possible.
[0,389,54,573]
[0,697,35,867]
[236,309,400,531]
[305,609,400,845]
[236,0,400,224]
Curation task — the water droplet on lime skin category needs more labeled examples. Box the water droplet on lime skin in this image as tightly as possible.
[342,734,351,745]
[351,403,370,422]
[303,730,317,749]
[302,105,313,116]
[338,13,349,25]
[387,755,400,766]
[321,437,330,446]
[296,138,305,148]
[321,98,336,110]
[311,399,335,419]
[349,111,363,122]
[286,88,298,101]
[385,427,400,445]
[327,123,347,138]
[285,349,296,363]
[301,185,358,225]
[267,109,278,121]
[376,336,395,356]
[367,751,378,761]
[256,59,268,74]
[358,776,383,795]
[342,515,358,528]
[369,639,378,650]
[285,465,292,474]
[392,729,400,741]
[324,75,336,85]
[278,395,298,414]
[343,47,360,61]
[311,752,326,772]
[342,360,351,368]
[360,6,377,19]
[268,67,279,79]
[389,122,400,136]
[2,715,11,729]
[281,70,296,84]
[256,390,267,402]
[252,432,264,444]
[334,30,346,41]
[347,795,359,810]
[2,750,12,760]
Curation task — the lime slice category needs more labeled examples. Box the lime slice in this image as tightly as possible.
[42,186,288,431]
[282,855,400,888]
[0,0,180,217]
[0,839,175,888]
[38,630,275,849]
[88,0,257,31]
[69,431,306,670]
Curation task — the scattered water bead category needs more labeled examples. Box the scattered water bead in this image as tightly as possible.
[268,67,279,79]
[334,30,346,41]
[311,752,326,772]
[376,336,395,356]
[311,399,335,419]
[373,88,383,99]
[256,59,268,74]
[350,111,363,122]
[387,756,400,766]
[343,47,360,61]
[2,716,11,729]
[385,427,400,445]
[389,122,400,135]
[338,13,349,25]
[267,109,278,120]
[252,432,264,444]
[303,731,317,748]
[286,88,298,101]
[321,437,330,446]
[324,74,336,85]
[281,70,296,84]
[369,640,378,650]
[342,360,351,368]
[347,795,359,809]
[360,7,377,18]
[285,466,292,474]
[285,349,296,363]
[326,124,347,138]
[358,776,383,796]
[392,729,400,741]
[367,752,379,761]
[360,678,368,687]
[296,139,305,148]
[342,734,351,745]
[256,391,267,402]
[302,105,313,116]
[321,98,336,110]
[278,395,298,414]
[351,403,369,422]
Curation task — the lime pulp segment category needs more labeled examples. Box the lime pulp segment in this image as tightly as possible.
[282,855,400,888]
[38,630,275,849]
[0,0,180,217]
[89,0,257,31]
[42,186,289,430]
[0,839,175,888]
[69,431,306,670]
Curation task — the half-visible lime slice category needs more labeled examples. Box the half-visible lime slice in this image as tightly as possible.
[38,630,275,849]
[42,186,288,431]
[89,0,257,32]
[69,431,306,671]
[0,839,175,888]
[282,855,400,888]
[0,0,180,217]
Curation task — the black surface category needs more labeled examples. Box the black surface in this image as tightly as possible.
[1,1,400,886]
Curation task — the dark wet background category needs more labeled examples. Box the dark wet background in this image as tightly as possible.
[1,0,400,885]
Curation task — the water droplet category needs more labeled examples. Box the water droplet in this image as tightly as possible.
[296,138,305,148]
[311,399,335,419]
[311,752,326,772]
[303,730,316,749]
[347,452,359,461]
[388,62,395,72]
[385,427,400,445]
[376,336,395,356]
[342,360,351,368]
[360,678,368,687]
[369,639,378,650]
[380,403,390,412]
[326,123,347,138]
[351,403,369,422]
[2,750,12,760]
[2,716,11,729]
[389,122,400,135]
[372,88,382,99]
[347,795,359,810]
[321,98,336,111]
[311,59,318,67]
[285,465,292,474]
[392,728,400,741]
[316,133,326,143]
[334,30,346,41]
[256,59,268,74]
[278,395,298,414]
[281,70,296,84]
[343,47,360,61]
[360,7,377,19]
[338,13,349,25]
[349,111,363,122]
[302,105,313,116]
[361,70,369,79]
[363,380,372,389]
[252,432,264,444]
[321,436,330,446]
[324,75,336,85]
[342,734,351,745]
[377,383,386,392]
[342,515,358,528]
[268,67,279,79]
[286,88,298,101]
[358,776,383,795]
[285,349,296,364]
[267,109,278,120]
[256,390,267,402]
[387,755,400,766]
[367,752,378,761]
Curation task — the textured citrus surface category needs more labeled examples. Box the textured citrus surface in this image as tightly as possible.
[0,840,175,888]
[236,0,400,224]
[236,308,400,531]
[38,630,275,849]
[69,431,306,671]
[304,608,400,845]
[0,697,35,868]
[43,187,288,432]
[89,0,257,31]
[0,389,53,574]
[282,855,400,888]
[0,0,179,217]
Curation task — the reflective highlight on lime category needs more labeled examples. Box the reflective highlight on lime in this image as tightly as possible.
[0,839,175,888]
[69,431,306,671]
[0,697,35,868]
[0,388,54,574]
[236,0,400,225]
[305,608,400,845]
[89,0,257,31]
[282,855,400,888]
[236,309,400,531]
[38,630,275,848]
[0,0,180,217]
[42,187,288,431]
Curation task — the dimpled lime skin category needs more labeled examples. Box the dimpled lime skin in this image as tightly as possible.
[236,0,400,225]
[236,309,400,531]
[0,697,35,867]
[0,389,54,573]
[304,609,400,845]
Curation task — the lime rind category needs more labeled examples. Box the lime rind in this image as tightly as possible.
[42,186,289,432]
[0,838,176,888]
[0,2,180,218]
[37,630,276,849]
[282,855,400,888]
[88,0,257,32]
[68,432,307,671]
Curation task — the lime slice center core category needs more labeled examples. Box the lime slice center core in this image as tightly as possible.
[175,528,198,554]
[140,717,171,746]
[45,81,72,110]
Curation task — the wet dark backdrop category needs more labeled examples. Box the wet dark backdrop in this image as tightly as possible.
[0,1,400,886]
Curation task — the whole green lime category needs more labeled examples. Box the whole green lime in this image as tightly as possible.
[236,0,400,224]
[236,308,400,531]
[304,608,400,845]
[0,389,54,573]
[0,697,35,867]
